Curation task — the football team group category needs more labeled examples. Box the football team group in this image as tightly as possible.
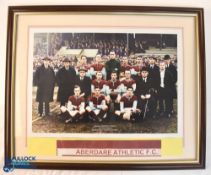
[34,51,177,123]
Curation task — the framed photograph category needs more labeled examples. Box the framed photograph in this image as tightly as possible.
[5,5,206,170]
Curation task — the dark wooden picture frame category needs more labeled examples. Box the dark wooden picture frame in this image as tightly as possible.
[5,5,206,170]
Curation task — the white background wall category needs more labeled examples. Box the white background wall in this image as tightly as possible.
[0,0,210,175]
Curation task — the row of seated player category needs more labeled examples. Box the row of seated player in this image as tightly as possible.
[59,85,156,123]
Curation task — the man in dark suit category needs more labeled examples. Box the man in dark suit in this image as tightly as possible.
[34,57,56,117]
[147,56,160,91]
[135,67,157,118]
[147,56,160,116]
[56,58,76,106]
[75,67,91,100]
[158,61,174,117]
[164,54,177,114]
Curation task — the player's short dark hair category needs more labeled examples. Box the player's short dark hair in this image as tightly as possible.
[149,55,157,60]
[141,67,149,72]
[111,71,117,75]
[74,85,81,89]
[94,86,100,90]
[127,87,133,91]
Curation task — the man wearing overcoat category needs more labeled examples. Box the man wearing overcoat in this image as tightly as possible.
[56,58,76,106]
[34,57,56,117]
[164,54,177,114]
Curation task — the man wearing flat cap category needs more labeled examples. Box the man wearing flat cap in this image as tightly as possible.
[75,67,91,100]
[147,56,160,90]
[56,57,76,106]
[135,67,157,118]
[34,57,56,117]
[147,56,160,114]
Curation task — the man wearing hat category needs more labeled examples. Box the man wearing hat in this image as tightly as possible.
[75,67,91,99]
[147,56,160,91]
[135,67,157,118]
[147,56,160,115]
[75,55,91,78]
[163,54,177,114]
[34,57,56,117]
[56,57,76,106]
